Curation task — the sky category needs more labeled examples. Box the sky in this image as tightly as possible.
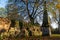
[0,0,8,8]
[0,0,52,8]
[0,0,59,29]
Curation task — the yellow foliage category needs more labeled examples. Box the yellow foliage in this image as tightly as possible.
[24,28,29,36]
[8,27,20,37]
[29,26,42,36]
[0,17,11,31]
[15,20,19,27]
[57,0,60,2]
[56,4,60,9]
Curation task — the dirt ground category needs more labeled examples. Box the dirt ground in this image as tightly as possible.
[4,36,60,40]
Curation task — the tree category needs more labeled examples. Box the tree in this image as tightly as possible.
[46,0,60,35]
[7,3,18,20]
[56,1,60,33]
[0,8,7,17]
[6,0,19,27]
[18,0,43,25]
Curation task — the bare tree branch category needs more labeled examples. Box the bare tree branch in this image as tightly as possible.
[33,6,38,17]
[31,6,35,16]
[34,10,43,19]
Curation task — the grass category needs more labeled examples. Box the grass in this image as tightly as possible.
[50,34,60,37]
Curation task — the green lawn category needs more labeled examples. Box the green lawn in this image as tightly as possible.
[51,34,60,37]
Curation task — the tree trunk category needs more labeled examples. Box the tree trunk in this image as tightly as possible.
[19,21,23,30]
[29,15,34,25]
[10,20,15,27]
[26,2,34,25]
